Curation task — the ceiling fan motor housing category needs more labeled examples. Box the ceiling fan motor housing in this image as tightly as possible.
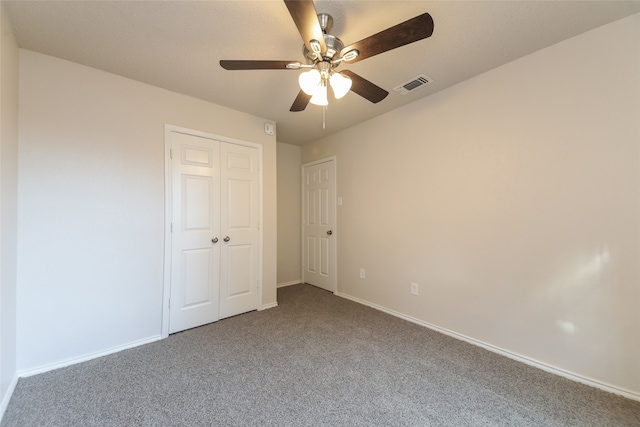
[302,14,344,65]
[303,34,344,64]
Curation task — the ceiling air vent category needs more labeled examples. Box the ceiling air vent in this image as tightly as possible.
[393,74,433,95]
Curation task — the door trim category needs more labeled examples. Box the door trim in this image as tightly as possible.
[301,156,337,293]
[162,124,263,338]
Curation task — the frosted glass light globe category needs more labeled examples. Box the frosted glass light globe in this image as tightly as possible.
[330,72,352,99]
[309,84,328,106]
[298,69,321,95]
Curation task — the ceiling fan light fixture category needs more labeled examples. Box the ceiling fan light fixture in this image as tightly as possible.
[329,72,352,99]
[299,69,321,95]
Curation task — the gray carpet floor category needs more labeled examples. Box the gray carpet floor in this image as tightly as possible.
[2,284,640,426]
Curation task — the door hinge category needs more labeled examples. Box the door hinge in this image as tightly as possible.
[170,148,173,159]
[170,223,173,232]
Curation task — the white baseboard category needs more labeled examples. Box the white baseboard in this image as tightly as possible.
[260,301,278,310]
[0,373,19,422]
[277,281,301,288]
[335,291,640,402]
[17,335,163,379]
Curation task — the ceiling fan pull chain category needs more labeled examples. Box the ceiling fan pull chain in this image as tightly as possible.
[323,105,326,129]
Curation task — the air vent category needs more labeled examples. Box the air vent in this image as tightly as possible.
[393,74,433,95]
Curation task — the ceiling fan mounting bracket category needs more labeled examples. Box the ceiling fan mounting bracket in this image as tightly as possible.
[317,13,334,34]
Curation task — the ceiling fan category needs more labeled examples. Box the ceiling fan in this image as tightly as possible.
[220,0,434,112]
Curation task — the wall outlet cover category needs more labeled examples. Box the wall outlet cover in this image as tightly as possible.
[411,282,419,295]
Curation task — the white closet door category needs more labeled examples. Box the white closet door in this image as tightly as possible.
[169,131,221,333]
[219,142,260,319]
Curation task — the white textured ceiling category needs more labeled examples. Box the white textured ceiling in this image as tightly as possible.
[5,1,640,145]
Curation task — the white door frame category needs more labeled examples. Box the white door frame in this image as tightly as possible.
[301,156,337,293]
[162,124,263,338]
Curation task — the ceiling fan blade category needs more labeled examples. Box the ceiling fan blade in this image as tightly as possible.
[340,13,434,64]
[340,70,388,103]
[290,90,312,112]
[284,0,327,54]
[220,60,301,70]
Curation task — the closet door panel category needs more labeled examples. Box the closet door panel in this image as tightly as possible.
[219,143,260,319]
[169,132,220,333]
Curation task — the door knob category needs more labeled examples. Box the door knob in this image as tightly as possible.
[327,230,333,236]
[223,236,230,242]
[211,237,219,243]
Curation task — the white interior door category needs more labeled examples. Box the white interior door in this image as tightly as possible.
[219,143,260,318]
[302,159,336,292]
[169,131,221,333]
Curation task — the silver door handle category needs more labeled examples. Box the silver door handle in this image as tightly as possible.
[211,237,218,243]
[327,230,333,236]
[223,236,230,242]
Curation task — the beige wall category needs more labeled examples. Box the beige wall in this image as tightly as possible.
[0,3,19,413]
[302,14,640,395]
[276,142,302,286]
[17,50,277,372]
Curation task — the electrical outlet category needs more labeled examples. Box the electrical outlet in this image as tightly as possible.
[360,268,366,279]
[411,282,419,296]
